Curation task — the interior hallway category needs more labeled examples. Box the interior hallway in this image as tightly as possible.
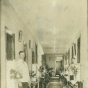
[0,0,88,88]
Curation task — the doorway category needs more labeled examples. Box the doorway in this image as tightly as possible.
[55,61,62,76]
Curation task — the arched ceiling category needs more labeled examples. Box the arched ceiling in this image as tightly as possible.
[9,0,85,54]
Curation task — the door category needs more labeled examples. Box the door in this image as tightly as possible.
[55,61,62,76]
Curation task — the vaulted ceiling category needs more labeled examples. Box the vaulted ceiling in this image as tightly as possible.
[9,0,85,54]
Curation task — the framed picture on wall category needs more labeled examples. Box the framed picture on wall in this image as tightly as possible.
[18,30,22,42]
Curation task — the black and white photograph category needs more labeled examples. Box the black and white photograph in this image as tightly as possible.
[0,0,88,88]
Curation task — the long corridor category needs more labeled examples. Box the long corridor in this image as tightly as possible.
[0,0,88,88]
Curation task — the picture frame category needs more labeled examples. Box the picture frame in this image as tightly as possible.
[18,30,22,42]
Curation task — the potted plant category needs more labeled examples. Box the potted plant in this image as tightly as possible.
[38,65,53,88]
[70,65,78,80]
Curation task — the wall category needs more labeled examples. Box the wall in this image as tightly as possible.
[1,0,44,88]
[80,29,87,87]
[65,30,88,87]
[64,2,87,87]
